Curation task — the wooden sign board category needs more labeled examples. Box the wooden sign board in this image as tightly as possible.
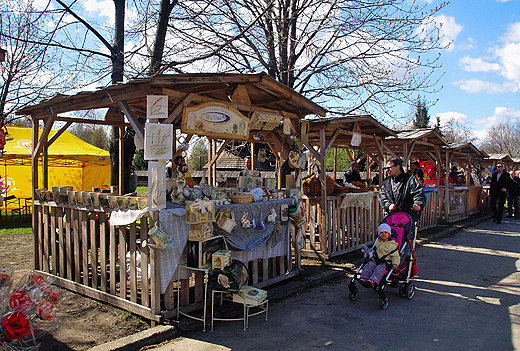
[182,102,250,140]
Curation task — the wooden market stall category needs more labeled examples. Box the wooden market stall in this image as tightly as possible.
[15,73,326,323]
[297,115,396,259]
[439,142,488,223]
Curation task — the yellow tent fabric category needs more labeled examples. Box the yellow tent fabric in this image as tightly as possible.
[1,127,110,198]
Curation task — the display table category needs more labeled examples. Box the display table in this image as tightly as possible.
[176,264,210,332]
[211,289,268,331]
[159,199,291,294]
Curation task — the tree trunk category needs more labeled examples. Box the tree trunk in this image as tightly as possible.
[149,0,178,75]
[110,0,126,188]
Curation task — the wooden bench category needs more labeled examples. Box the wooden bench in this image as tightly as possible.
[0,195,23,222]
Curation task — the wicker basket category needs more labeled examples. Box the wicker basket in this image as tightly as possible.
[303,177,335,196]
[334,186,350,194]
[229,193,254,204]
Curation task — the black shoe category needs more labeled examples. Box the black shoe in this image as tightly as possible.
[493,218,497,222]
[497,221,501,224]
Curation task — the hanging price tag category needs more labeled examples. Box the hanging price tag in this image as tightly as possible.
[283,117,291,135]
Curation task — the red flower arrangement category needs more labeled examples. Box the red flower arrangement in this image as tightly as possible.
[0,312,31,341]
[9,291,33,312]
[0,269,66,348]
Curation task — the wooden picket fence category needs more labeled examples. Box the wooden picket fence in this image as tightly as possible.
[300,192,383,259]
[32,201,296,323]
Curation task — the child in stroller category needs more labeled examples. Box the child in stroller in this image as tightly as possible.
[358,223,399,288]
[349,211,418,309]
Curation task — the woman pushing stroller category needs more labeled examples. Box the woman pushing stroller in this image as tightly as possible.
[359,223,400,288]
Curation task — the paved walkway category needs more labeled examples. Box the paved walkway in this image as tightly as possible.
[142,216,520,351]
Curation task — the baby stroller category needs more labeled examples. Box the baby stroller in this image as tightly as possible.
[348,211,418,309]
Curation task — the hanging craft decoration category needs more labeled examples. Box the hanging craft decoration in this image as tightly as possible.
[148,161,167,211]
[147,95,168,119]
[258,148,267,162]
[144,123,174,160]
[351,121,362,147]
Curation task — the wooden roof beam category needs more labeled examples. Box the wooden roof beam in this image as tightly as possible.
[33,111,56,158]
[163,93,195,125]
[118,101,145,143]
[48,121,72,146]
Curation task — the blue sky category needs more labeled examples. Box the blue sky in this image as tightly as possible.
[420,0,520,142]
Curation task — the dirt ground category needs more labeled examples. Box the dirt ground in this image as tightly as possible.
[0,231,150,351]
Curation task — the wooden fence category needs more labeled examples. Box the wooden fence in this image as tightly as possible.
[300,192,383,259]
[33,201,296,323]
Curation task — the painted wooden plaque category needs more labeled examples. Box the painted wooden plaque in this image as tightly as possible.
[182,102,250,140]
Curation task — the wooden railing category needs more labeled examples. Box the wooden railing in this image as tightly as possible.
[419,188,439,230]
[300,192,383,259]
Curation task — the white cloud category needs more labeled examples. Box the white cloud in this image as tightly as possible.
[473,106,520,128]
[451,79,518,94]
[457,37,476,51]
[459,56,501,72]
[496,22,520,81]
[81,0,114,22]
[434,111,469,126]
[497,43,520,81]
[431,14,464,51]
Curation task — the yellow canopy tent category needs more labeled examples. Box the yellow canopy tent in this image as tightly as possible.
[0,127,110,198]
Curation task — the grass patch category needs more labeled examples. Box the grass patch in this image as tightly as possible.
[0,217,32,235]
[135,186,148,196]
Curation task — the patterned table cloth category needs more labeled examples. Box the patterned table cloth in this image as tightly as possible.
[157,199,291,294]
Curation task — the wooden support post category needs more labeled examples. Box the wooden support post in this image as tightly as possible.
[32,120,39,270]
[118,126,124,194]
[319,128,329,254]
[207,138,213,186]
[334,148,338,181]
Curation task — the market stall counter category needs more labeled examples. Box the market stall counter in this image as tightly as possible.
[438,186,470,223]
[159,198,293,317]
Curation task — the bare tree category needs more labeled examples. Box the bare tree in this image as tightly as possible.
[155,0,449,119]
[441,117,476,144]
[480,120,520,158]
[0,0,65,127]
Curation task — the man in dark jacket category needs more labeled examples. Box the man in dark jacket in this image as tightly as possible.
[490,164,511,224]
[344,161,362,184]
[378,157,426,222]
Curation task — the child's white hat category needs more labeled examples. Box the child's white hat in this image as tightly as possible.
[377,223,391,235]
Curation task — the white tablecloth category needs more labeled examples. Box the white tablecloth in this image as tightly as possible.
[339,191,375,210]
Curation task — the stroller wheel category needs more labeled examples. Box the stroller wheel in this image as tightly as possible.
[399,283,407,298]
[406,284,415,300]
[349,289,359,301]
[379,297,389,310]
[380,282,387,292]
